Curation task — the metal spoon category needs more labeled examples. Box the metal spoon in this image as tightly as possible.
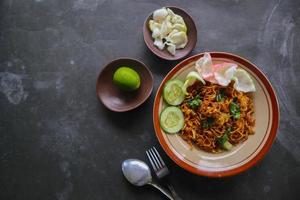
[122,159,174,200]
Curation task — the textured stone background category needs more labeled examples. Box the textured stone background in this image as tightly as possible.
[0,0,299,199]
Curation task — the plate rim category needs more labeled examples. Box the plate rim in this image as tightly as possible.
[153,52,280,177]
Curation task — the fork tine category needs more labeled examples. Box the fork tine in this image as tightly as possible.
[148,149,161,170]
[153,147,166,167]
[146,150,158,171]
[150,148,163,169]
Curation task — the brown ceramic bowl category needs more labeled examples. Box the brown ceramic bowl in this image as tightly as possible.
[143,6,197,60]
[97,58,153,112]
[153,52,280,177]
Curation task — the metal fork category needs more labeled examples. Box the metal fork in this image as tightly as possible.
[146,147,183,200]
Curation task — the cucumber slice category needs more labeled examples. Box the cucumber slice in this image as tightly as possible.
[182,71,205,95]
[163,79,185,105]
[160,106,184,134]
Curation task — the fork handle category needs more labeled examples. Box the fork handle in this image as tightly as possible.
[167,184,183,200]
[148,182,174,200]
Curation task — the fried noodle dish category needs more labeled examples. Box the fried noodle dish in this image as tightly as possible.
[180,81,255,153]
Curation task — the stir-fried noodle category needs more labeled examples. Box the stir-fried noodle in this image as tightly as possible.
[180,82,255,153]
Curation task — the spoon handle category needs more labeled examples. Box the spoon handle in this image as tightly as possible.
[149,182,174,200]
[167,183,183,200]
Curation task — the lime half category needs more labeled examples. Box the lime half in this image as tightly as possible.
[113,67,141,91]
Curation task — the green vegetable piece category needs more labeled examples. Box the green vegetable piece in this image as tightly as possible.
[230,101,241,120]
[225,127,232,135]
[217,129,233,150]
[233,112,240,119]
[216,94,222,102]
[217,133,229,145]
[216,88,226,102]
[201,117,214,129]
[222,141,233,150]
[187,95,201,109]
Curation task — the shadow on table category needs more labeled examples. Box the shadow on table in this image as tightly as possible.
[97,92,154,131]
[140,44,186,76]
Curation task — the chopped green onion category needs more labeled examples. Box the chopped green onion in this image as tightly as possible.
[225,127,232,135]
[217,133,229,145]
[217,127,233,150]
[188,95,201,109]
[230,101,240,120]
[216,88,226,102]
[202,117,214,129]
[233,112,240,119]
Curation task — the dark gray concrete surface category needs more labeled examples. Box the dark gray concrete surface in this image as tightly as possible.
[0,0,299,199]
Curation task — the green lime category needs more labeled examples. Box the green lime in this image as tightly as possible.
[113,67,141,91]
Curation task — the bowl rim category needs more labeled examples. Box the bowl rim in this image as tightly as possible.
[143,6,197,61]
[153,52,280,177]
[96,57,154,112]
